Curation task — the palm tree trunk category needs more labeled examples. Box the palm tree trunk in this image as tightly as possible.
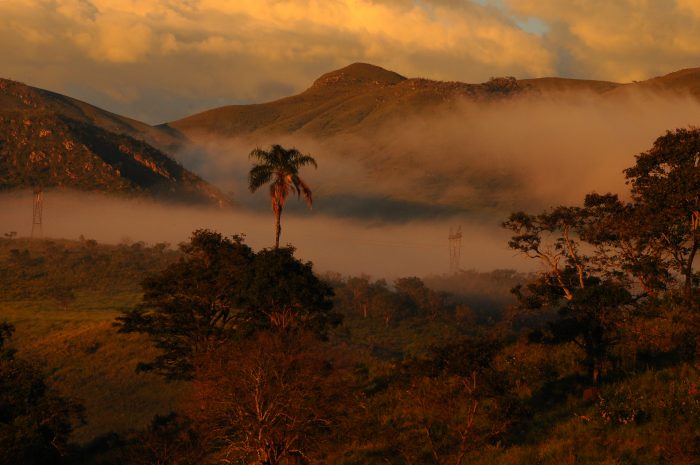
[684,236,699,300]
[274,208,282,249]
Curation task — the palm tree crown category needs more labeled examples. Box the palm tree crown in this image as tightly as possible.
[248,144,317,248]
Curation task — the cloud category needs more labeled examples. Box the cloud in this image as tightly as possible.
[172,87,700,230]
[0,0,551,122]
[0,190,520,278]
[505,0,700,81]
[677,0,700,17]
[1,0,699,123]
[71,20,154,63]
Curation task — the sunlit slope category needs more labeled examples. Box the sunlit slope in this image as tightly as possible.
[1,300,187,444]
[167,63,523,138]
[171,63,700,138]
[610,67,700,99]
[521,68,700,100]
[0,79,230,206]
[169,63,700,141]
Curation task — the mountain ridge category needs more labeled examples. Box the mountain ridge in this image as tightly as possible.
[0,78,230,206]
[167,63,700,140]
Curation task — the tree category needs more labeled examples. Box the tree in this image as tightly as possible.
[623,127,700,297]
[504,203,637,385]
[190,331,354,465]
[502,129,700,384]
[341,275,375,319]
[0,322,84,465]
[248,144,317,248]
[117,229,255,380]
[124,413,203,465]
[377,337,517,465]
[243,246,340,337]
[576,193,669,297]
[117,230,339,380]
[395,276,447,321]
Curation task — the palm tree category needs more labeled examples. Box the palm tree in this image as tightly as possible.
[248,145,317,248]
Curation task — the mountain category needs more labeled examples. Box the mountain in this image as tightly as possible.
[611,67,700,99]
[166,63,700,140]
[166,63,524,139]
[4,63,698,218]
[163,63,700,222]
[0,79,229,206]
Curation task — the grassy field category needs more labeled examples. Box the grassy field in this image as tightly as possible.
[0,291,187,444]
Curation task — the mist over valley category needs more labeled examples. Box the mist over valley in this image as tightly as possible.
[4,63,700,277]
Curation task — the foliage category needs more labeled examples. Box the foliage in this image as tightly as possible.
[0,322,14,359]
[4,129,700,465]
[0,236,177,301]
[190,331,355,465]
[121,413,203,465]
[382,374,509,465]
[117,229,338,380]
[356,335,522,465]
[0,321,84,465]
[491,127,700,463]
[624,127,700,294]
[243,246,339,336]
[248,144,317,248]
[117,230,253,379]
[332,275,459,328]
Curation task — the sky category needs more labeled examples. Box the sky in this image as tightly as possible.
[2,0,700,123]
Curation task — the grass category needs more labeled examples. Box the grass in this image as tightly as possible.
[0,291,187,444]
[466,359,700,465]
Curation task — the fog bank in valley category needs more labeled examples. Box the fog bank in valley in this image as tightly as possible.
[178,89,700,216]
[162,89,700,276]
[4,89,700,278]
[0,191,517,279]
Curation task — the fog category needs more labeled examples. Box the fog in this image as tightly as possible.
[178,90,700,218]
[0,191,518,279]
[143,88,700,276]
[3,89,700,279]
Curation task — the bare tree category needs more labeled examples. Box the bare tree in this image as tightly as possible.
[189,331,354,465]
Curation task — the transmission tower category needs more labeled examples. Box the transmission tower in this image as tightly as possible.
[448,226,462,273]
[31,187,43,238]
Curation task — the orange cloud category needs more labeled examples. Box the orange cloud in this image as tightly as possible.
[677,0,700,17]
[505,0,700,81]
[2,0,553,71]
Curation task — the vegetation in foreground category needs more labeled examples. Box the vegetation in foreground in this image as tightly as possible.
[1,128,700,464]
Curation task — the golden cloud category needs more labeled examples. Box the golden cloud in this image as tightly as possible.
[505,0,700,81]
[677,0,700,17]
[2,0,552,71]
